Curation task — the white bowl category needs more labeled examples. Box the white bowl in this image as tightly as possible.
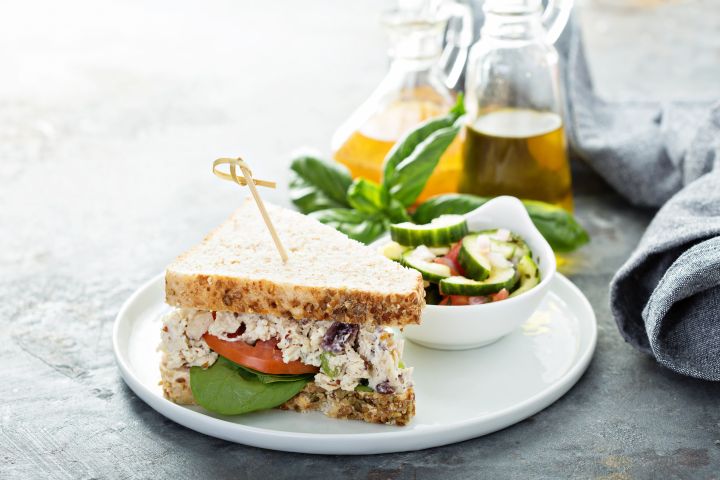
[374,196,557,350]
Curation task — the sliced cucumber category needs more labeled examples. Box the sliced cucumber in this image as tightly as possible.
[439,267,518,296]
[401,246,451,282]
[509,255,540,298]
[457,234,492,281]
[490,240,516,260]
[378,241,409,261]
[390,215,468,247]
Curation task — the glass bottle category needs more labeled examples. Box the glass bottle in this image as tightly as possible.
[461,0,574,211]
[332,0,472,203]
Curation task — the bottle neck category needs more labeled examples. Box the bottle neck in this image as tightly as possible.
[481,0,546,42]
[382,9,446,66]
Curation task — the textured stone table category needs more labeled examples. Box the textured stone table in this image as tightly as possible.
[2,1,719,478]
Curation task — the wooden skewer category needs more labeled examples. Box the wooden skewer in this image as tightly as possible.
[212,157,289,263]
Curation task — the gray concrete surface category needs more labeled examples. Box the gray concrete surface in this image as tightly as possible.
[1,1,719,479]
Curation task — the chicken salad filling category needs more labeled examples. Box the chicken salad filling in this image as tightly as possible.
[159,307,412,394]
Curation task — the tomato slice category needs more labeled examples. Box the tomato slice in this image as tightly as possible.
[442,242,466,276]
[203,334,319,375]
[491,288,510,302]
[449,295,470,306]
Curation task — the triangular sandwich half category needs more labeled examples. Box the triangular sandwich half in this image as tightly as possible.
[159,200,424,425]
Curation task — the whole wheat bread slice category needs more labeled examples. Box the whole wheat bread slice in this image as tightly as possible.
[166,199,424,326]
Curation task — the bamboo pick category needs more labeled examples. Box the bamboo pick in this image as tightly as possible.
[212,157,289,263]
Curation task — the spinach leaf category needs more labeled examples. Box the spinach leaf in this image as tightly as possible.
[189,357,309,415]
[347,178,389,213]
[289,155,353,213]
[413,194,590,252]
[310,208,387,244]
[234,364,315,384]
[382,94,465,184]
[384,122,462,206]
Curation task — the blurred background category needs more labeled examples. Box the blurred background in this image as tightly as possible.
[3,2,720,476]
[1,0,718,269]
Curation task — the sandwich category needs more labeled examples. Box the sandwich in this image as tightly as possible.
[159,200,424,425]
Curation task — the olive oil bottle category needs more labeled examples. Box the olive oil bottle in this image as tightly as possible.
[462,0,574,211]
[460,109,573,211]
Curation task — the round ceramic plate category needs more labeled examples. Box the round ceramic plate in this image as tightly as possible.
[114,273,596,455]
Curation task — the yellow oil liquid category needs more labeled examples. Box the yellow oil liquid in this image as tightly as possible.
[333,98,462,204]
[460,109,573,211]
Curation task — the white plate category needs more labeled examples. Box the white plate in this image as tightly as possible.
[114,273,596,455]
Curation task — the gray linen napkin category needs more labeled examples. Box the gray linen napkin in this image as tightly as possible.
[559,18,720,379]
[609,172,720,380]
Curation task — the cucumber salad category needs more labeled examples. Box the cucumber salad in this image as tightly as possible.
[380,215,540,306]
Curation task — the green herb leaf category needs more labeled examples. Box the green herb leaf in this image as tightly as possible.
[413,194,590,252]
[384,122,462,206]
[385,198,411,223]
[347,178,389,213]
[354,384,373,393]
[310,208,387,244]
[234,364,315,384]
[382,95,465,184]
[320,352,340,378]
[521,200,590,252]
[289,155,353,213]
[412,193,487,223]
[189,357,309,415]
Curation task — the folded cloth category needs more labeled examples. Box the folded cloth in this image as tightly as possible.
[559,16,720,378]
[610,171,720,380]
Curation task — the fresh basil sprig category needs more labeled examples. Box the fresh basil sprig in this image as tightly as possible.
[383,99,465,206]
[289,96,466,244]
[189,357,310,415]
[289,154,353,213]
[413,194,589,252]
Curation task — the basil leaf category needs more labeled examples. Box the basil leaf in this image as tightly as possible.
[413,194,590,252]
[347,178,389,213]
[412,193,487,223]
[289,174,346,214]
[289,155,353,213]
[385,198,411,223]
[189,357,309,415]
[385,122,462,206]
[521,200,590,253]
[310,208,387,244]
[382,94,465,184]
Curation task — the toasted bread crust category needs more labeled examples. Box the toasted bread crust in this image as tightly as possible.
[160,359,415,426]
[280,383,415,426]
[165,201,424,326]
[166,271,424,326]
